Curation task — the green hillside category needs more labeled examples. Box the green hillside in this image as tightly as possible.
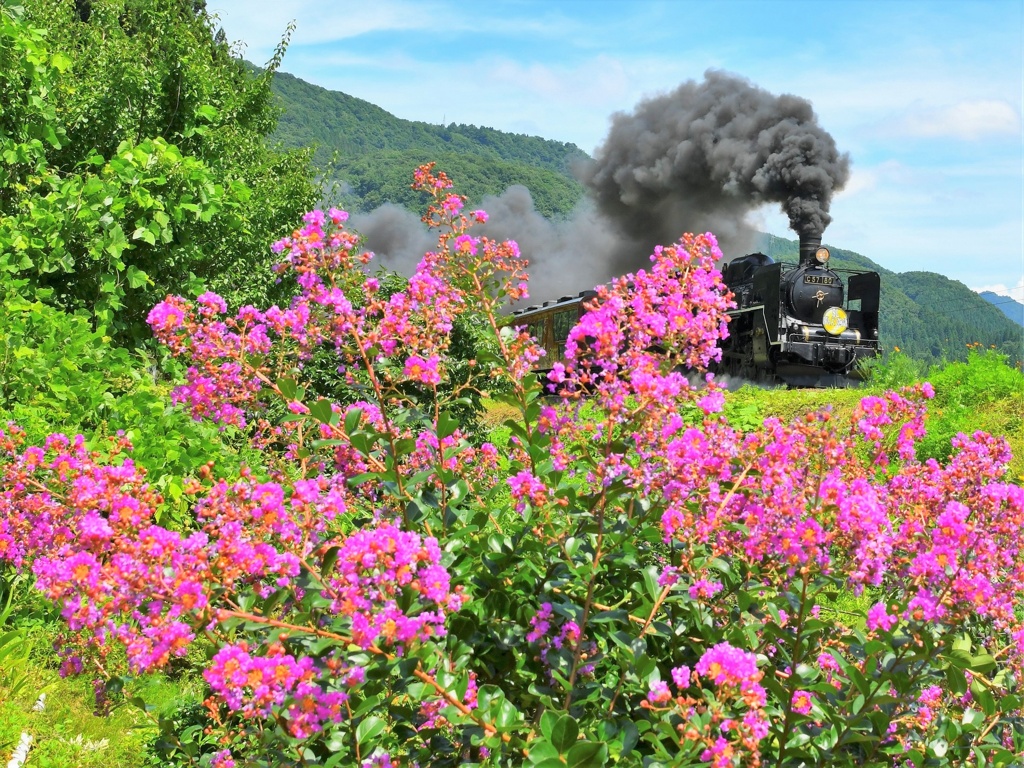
[266,68,1022,367]
[268,69,588,218]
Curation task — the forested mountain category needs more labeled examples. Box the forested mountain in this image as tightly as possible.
[980,290,1024,327]
[268,69,587,219]
[266,68,1022,367]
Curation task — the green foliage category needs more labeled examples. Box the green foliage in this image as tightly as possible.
[0,135,235,334]
[0,289,136,436]
[0,287,261,527]
[0,575,33,706]
[141,702,223,767]
[919,347,1024,469]
[0,1,319,340]
[861,348,928,390]
[0,663,203,768]
[895,271,1022,366]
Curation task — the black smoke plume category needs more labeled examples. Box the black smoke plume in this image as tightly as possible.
[357,70,850,305]
[580,69,850,273]
[351,204,433,275]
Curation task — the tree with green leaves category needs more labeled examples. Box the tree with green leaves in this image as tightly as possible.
[0,0,319,340]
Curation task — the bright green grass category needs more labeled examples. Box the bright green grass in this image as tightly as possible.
[1,667,205,768]
[0,619,206,768]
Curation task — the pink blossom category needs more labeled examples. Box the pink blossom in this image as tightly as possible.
[791,690,814,715]
[866,602,898,632]
[403,354,442,385]
[648,679,672,704]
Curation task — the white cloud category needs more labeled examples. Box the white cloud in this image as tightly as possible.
[974,277,1024,303]
[489,55,631,112]
[834,160,926,200]
[208,0,446,49]
[289,52,636,151]
[889,100,1021,141]
[208,0,586,60]
[836,167,878,197]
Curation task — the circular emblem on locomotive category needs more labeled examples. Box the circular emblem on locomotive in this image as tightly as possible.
[822,306,849,335]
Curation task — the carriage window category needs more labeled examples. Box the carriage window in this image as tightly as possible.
[529,320,548,342]
[553,310,575,343]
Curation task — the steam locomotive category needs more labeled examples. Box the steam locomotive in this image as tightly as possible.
[511,233,880,388]
[717,233,880,386]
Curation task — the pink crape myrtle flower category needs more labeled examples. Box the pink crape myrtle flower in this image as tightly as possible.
[867,602,898,632]
[403,354,443,385]
[791,690,815,715]
[647,679,673,704]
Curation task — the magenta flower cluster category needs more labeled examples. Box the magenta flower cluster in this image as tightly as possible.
[645,641,769,766]
[0,424,464,705]
[4,164,1023,765]
[321,522,467,650]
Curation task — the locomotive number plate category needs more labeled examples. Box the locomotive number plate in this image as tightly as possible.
[804,275,836,285]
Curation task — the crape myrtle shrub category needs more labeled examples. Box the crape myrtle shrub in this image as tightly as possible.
[1,166,1022,768]
[297,268,493,442]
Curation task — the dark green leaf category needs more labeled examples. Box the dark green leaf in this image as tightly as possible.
[566,741,607,767]
[356,715,386,745]
[549,713,578,753]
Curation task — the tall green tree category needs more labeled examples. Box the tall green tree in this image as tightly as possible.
[0,1,319,340]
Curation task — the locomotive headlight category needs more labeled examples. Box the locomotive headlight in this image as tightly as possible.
[822,306,848,335]
[814,247,830,264]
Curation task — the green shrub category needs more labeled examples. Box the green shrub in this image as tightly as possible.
[0,288,263,528]
[861,348,927,390]
[919,347,1024,470]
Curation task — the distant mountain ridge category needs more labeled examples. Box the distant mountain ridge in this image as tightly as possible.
[265,67,1023,366]
[979,291,1024,328]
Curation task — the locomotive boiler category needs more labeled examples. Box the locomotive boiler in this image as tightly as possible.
[717,233,880,386]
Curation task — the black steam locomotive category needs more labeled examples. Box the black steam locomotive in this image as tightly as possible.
[717,233,880,386]
[511,233,880,388]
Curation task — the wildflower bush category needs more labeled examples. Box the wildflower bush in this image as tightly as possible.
[1,166,1022,767]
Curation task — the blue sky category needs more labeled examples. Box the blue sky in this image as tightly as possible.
[209,0,1024,303]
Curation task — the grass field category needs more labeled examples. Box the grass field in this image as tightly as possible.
[0,664,205,767]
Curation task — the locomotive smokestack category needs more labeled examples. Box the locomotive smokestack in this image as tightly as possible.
[799,232,822,265]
